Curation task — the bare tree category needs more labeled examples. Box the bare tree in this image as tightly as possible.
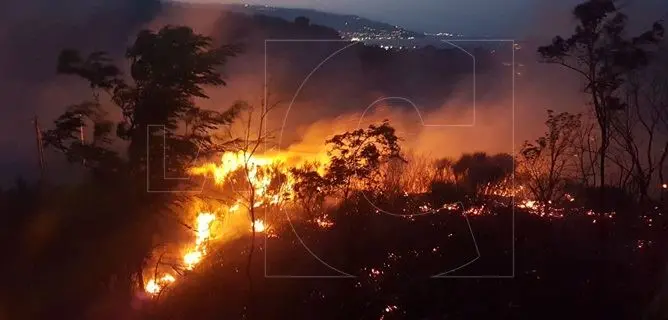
[520,110,581,202]
[607,41,668,201]
[538,0,664,204]
[574,111,599,186]
[221,93,281,318]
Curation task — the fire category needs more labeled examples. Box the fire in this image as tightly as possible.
[190,150,329,206]
[183,251,203,270]
[183,212,216,270]
[519,200,537,210]
[144,150,321,296]
[315,215,335,229]
[144,212,219,295]
[190,152,272,185]
[143,146,621,297]
[252,219,267,233]
[194,213,216,245]
[145,274,176,295]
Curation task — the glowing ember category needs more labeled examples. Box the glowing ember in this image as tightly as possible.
[315,216,335,229]
[419,204,432,213]
[464,205,489,216]
[519,200,537,209]
[442,203,461,211]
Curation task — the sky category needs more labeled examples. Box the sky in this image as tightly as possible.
[0,0,667,186]
[182,0,668,37]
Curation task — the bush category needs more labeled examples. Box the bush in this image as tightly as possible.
[428,181,467,207]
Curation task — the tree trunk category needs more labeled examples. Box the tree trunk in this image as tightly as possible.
[599,122,607,208]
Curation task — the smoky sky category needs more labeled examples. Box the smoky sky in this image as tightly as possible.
[182,0,668,37]
[0,0,666,186]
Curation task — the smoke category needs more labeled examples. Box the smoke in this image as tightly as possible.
[9,0,665,184]
[0,0,161,185]
[0,2,529,185]
[273,84,515,161]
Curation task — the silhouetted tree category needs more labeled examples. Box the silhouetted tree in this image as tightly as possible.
[538,0,664,200]
[520,110,581,202]
[453,152,514,196]
[291,163,329,218]
[42,26,241,305]
[324,120,403,201]
[609,44,668,200]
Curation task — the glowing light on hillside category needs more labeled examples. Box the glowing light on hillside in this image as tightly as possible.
[315,216,335,229]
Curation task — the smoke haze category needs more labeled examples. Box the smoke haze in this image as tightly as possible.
[0,0,665,185]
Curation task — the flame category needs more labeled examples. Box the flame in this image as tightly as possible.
[195,213,216,246]
[143,146,622,297]
[144,150,319,296]
[252,219,267,233]
[144,212,218,294]
[183,212,216,270]
[145,273,176,295]
[190,150,329,206]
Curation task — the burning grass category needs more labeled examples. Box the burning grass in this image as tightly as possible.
[141,147,657,298]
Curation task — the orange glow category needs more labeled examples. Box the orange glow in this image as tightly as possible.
[144,212,218,294]
[145,273,176,296]
[252,219,267,233]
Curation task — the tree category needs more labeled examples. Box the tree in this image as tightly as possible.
[520,110,581,202]
[221,95,282,318]
[573,111,599,186]
[324,120,403,201]
[609,44,668,200]
[291,162,329,218]
[538,0,664,200]
[381,153,435,197]
[42,26,240,302]
[452,152,514,197]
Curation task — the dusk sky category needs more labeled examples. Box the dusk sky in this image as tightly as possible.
[1,0,667,185]
[183,0,668,37]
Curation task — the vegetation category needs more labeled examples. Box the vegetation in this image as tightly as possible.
[538,0,664,200]
[1,1,668,319]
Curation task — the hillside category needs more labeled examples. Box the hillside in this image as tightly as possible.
[219,3,425,40]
